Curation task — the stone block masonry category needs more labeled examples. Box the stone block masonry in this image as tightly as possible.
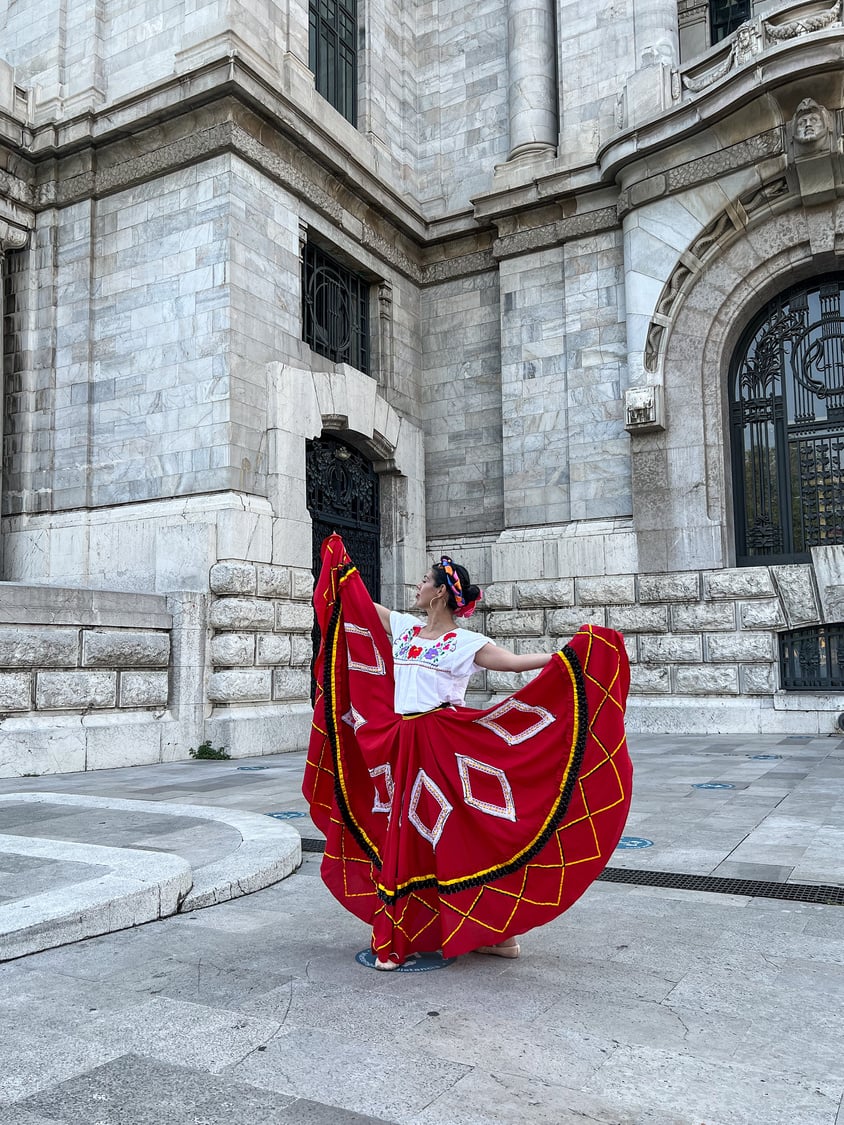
[481,558,840,731]
[0,586,170,717]
[0,583,174,777]
[209,560,315,704]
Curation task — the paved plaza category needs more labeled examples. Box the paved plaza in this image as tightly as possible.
[0,731,843,1124]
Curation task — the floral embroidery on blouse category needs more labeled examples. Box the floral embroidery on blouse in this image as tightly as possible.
[394,626,458,667]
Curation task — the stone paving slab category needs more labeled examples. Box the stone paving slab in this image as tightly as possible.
[1,852,842,1124]
[0,733,843,1121]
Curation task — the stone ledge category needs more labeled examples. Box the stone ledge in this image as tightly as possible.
[0,830,191,962]
[0,793,301,958]
[0,583,171,629]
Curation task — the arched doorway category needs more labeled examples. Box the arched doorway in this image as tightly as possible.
[729,275,844,565]
[306,433,381,596]
[306,434,381,701]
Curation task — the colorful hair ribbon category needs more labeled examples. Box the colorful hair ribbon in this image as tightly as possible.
[439,556,482,618]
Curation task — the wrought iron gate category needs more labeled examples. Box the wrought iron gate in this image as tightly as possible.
[306,434,381,596]
[730,276,844,565]
[306,435,381,698]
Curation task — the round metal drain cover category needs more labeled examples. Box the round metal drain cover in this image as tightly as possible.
[615,836,654,849]
[355,949,456,972]
[692,782,735,790]
[266,810,307,820]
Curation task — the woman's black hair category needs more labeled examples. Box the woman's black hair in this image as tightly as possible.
[431,560,482,610]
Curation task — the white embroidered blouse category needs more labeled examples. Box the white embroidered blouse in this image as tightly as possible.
[389,611,491,715]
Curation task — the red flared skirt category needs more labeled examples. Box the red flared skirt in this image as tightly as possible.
[304,534,633,965]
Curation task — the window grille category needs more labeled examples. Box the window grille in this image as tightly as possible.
[302,241,370,374]
[309,0,357,125]
[729,276,844,565]
[779,624,844,691]
[709,0,750,43]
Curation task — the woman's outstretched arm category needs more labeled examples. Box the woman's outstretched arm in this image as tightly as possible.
[373,603,393,634]
[474,643,555,673]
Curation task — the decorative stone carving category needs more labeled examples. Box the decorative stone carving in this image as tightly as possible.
[765,1,840,40]
[655,263,694,320]
[681,19,762,93]
[790,97,832,152]
[0,219,29,251]
[681,48,734,93]
[643,323,666,373]
[667,131,782,191]
[492,206,618,260]
[739,177,791,216]
[732,21,763,66]
[624,385,665,433]
[689,211,737,259]
[642,170,795,373]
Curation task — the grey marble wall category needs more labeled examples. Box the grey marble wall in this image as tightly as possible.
[0,0,843,770]
[421,271,504,537]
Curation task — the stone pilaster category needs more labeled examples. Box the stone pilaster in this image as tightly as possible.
[622,0,679,127]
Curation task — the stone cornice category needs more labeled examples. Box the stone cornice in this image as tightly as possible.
[616,129,785,218]
[492,203,620,260]
[597,30,844,183]
[27,52,432,245]
[1,34,837,287]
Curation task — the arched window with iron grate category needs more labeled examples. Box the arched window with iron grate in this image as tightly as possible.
[729,275,844,567]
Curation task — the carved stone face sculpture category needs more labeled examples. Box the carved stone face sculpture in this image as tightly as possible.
[793,99,829,147]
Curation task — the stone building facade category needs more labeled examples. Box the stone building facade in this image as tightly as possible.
[0,0,842,774]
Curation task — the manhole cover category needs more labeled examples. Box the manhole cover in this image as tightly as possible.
[692,782,735,790]
[355,949,456,972]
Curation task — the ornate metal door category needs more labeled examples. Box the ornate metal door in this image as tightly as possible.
[730,276,844,564]
[306,434,381,597]
[306,435,381,699]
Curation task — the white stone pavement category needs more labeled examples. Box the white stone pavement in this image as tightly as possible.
[0,732,842,1124]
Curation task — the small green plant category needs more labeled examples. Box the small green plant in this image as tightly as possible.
[189,740,231,760]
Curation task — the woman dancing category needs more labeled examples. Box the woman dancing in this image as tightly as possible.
[304,534,632,969]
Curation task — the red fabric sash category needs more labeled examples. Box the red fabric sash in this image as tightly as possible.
[304,533,633,964]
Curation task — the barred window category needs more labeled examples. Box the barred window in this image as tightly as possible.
[729,276,844,565]
[309,0,358,125]
[302,241,370,375]
[709,0,750,43]
[779,624,844,692]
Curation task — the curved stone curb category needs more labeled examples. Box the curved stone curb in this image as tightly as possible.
[0,834,191,962]
[0,793,302,956]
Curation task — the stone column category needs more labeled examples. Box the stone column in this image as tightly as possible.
[507,0,558,161]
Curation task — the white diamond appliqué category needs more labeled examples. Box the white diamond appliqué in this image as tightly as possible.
[456,755,517,821]
[474,699,555,745]
[368,763,394,814]
[408,769,452,847]
[343,623,386,676]
[341,705,367,733]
